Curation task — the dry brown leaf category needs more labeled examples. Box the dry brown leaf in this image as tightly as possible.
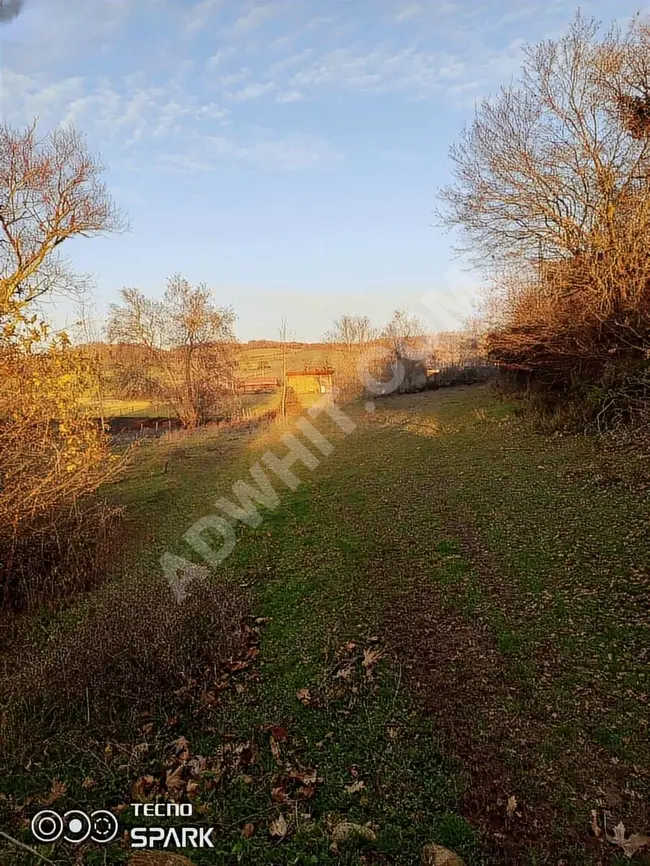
[345,780,366,794]
[607,821,650,858]
[171,736,190,761]
[269,813,288,839]
[131,775,156,800]
[296,688,312,705]
[45,779,66,805]
[362,647,384,678]
[270,726,289,742]
[590,809,602,838]
[235,742,254,766]
[185,779,199,799]
[289,768,317,785]
[271,786,288,804]
[269,735,282,765]
[506,795,517,817]
[242,823,255,838]
[81,777,96,790]
[165,766,185,797]
[336,664,354,680]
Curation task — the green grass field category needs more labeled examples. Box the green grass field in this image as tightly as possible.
[1,386,648,865]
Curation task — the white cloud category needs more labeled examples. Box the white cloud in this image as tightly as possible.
[227,82,276,102]
[183,0,222,38]
[275,90,305,104]
[159,130,340,173]
[394,4,422,23]
[224,1,286,36]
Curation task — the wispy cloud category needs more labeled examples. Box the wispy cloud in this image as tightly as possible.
[227,82,277,102]
[159,130,341,173]
[275,90,305,104]
[224,0,286,36]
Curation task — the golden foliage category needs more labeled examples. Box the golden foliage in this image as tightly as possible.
[0,319,123,608]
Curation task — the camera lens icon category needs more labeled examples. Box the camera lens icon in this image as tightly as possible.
[31,810,64,843]
[90,810,119,843]
[63,810,92,844]
[31,808,119,845]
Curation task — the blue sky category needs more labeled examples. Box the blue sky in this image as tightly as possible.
[1,0,649,341]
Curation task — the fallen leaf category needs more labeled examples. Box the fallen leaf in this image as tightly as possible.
[269,813,288,839]
[242,823,255,838]
[362,647,384,678]
[235,742,254,767]
[131,775,156,800]
[270,726,289,743]
[330,821,377,852]
[81,777,96,791]
[506,795,517,817]
[186,779,199,799]
[296,688,312,705]
[271,786,288,804]
[289,768,317,785]
[165,766,185,797]
[607,821,650,858]
[590,810,602,838]
[171,736,190,761]
[269,736,282,765]
[45,779,66,805]
[345,780,366,794]
[421,843,466,865]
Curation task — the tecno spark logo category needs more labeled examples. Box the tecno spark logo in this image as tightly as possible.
[31,809,119,844]
[31,803,214,849]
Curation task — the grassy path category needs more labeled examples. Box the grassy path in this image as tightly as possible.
[1,386,648,865]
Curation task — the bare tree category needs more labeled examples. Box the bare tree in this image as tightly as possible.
[278,318,292,419]
[324,315,378,349]
[0,121,126,321]
[106,275,237,427]
[0,0,24,24]
[437,13,650,316]
[383,308,426,358]
[437,13,650,401]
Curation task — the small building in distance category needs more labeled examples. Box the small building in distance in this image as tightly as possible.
[239,375,280,395]
[286,368,334,395]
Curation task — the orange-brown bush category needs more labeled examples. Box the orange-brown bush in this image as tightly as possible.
[0,326,125,611]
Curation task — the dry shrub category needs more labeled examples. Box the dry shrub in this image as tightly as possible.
[438,14,650,433]
[486,260,650,430]
[1,575,250,757]
[0,328,125,612]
